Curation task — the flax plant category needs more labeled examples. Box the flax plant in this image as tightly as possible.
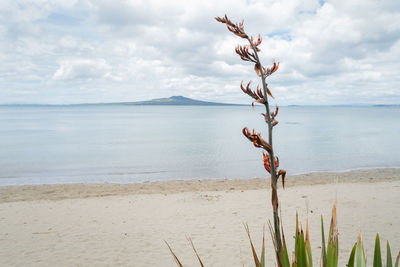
[215,14,286,266]
[165,15,399,267]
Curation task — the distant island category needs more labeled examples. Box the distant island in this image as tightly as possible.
[114,96,242,106]
[0,96,243,106]
[2,96,398,106]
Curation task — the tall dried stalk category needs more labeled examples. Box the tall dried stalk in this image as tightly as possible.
[216,15,286,266]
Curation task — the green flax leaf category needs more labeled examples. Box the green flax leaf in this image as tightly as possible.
[394,251,399,267]
[387,241,393,267]
[321,216,327,267]
[297,230,307,267]
[347,243,357,267]
[373,234,382,267]
[260,229,265,267]
[356,231,366,267]
[280,224,290,267]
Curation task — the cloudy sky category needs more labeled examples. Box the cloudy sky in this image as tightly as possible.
[1,0,400,105]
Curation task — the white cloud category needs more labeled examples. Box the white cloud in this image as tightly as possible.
[52,58,111,81]
[0,0,399,104]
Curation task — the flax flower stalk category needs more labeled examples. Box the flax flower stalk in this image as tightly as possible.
[246,35,282,266]
[215,14,283,265]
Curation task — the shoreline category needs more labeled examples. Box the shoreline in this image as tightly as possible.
[1,168,399,203]
[1,168,399,266]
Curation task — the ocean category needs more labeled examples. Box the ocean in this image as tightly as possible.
[0,105,399,185]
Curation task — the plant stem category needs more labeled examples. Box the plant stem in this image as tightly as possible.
[247,37,282,266]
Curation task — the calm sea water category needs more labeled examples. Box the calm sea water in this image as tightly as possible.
[0,105,399,185]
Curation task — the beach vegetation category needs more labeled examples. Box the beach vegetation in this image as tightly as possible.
[165,15,399,267]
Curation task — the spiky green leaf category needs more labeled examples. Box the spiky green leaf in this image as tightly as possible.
[280,223,290,267]
[297,230,307,267]
[305,218,313,267]
[347,243,357,267]
[260,230,265,267]
[321,216,327,267]
[387,241,393,267]
[373,234,382,267]
[394,251,399,267]
[295,212,299,264]
[356,232,366,267]
[327,239,338,267]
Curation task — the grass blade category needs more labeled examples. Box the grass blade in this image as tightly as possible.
[165,241,184,267]
[187,237,204,267]
[245,223,261,267]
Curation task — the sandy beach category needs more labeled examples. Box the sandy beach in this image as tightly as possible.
[1,168,399,266]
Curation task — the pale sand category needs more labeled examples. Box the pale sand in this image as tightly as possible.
[0,168,399,266]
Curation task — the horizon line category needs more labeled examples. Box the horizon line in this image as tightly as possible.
[0,103,399,107]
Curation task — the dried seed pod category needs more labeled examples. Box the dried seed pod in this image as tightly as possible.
[261,113,269,123]
[240,81,268,107]
[266,85,274,99]
[242,127,272,153]
[240,81,258,100]
[251,34,262,47]
[256,85,264,99]
[277,169,286,188]
[236,45,256,63]
[254,63,261,77]
[215,15,248,38]
[271,106,279,120]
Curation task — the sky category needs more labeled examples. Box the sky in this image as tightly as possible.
[0,0,400,105]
